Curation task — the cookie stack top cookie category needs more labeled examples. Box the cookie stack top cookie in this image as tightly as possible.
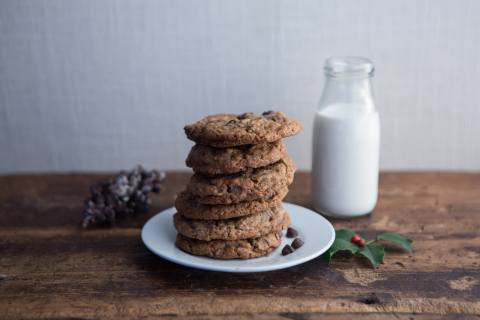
[184,111,302,147]
[174,111,302,259]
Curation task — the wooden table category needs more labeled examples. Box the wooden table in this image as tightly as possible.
[1,172,479,319]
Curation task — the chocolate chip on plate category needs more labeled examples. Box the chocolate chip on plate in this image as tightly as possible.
[282,244,295,256]
[291,238,304,249]
[286,227,298,238]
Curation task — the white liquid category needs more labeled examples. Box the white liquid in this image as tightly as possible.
[312,102,380,217]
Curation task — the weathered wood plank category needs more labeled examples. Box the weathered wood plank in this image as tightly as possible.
[0,172,479,318]
[89,315,480,320]
[1,231,479,317]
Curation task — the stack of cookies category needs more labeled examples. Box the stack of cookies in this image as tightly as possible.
[174,111,302,259]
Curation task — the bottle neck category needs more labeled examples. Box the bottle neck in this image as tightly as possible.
[318,75,375,112]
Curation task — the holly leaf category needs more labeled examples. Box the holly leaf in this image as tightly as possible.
[322,229,362,264]
[357,243,385,269]
[377,233,413,253]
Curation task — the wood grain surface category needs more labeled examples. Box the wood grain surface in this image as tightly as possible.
[0,172,479,319]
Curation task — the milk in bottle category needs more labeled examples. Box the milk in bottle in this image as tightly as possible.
[311,57,380,218]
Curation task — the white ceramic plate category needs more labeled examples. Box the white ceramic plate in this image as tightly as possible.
[141,202,335,273]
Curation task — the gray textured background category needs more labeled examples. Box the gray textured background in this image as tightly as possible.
[1,0,479,174]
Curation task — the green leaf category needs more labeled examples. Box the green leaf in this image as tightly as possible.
[322,229,361,264]
[377,233,413,253]
[321,247,340,265]
[357,243,385,269]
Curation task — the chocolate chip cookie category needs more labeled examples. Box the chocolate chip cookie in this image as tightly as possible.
[173,205,291,241]
[187,157,296,204]
[184,111,302,147]
[176,231,283,259]
[175,187,288,220]
[186,140,287,176]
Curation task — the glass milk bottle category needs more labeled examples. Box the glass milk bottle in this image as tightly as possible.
[311,57,380,218]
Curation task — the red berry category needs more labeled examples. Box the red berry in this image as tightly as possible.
[357,239,365,247]
[351,235,360,243]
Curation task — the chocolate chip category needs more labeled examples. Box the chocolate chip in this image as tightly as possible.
[232,171,246,179]
[278,231,283,238]
[265,193,274,200]
[227,185,242,194]
[263,239,270,245]
[262,110,275,115]
[286,228,298,238]
[192,223,198,229]
[282,245,295,255]
[291,238,304,249]
[226,120,236,125]
[261,212,271,222]
[263,116,273,120]
[237,113,247,120]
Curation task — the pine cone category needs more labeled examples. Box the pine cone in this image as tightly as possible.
[82,165,165,228]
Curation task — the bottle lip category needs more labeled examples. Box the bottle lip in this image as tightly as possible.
[324,56,374,77]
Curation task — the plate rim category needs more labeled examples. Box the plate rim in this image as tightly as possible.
[141,202,335,273]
